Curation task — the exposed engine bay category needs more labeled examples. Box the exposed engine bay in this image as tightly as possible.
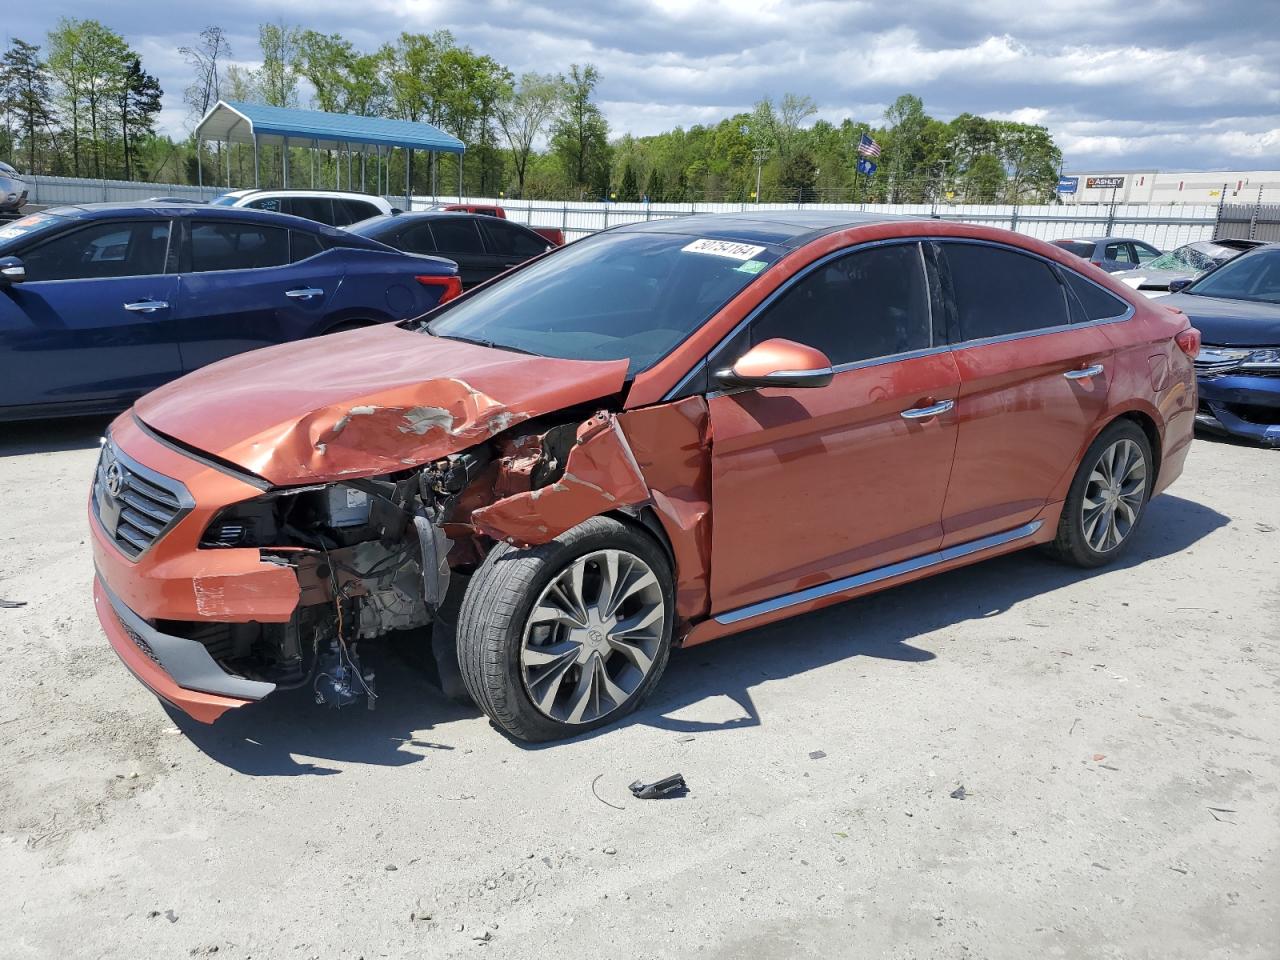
[171,400,702,712]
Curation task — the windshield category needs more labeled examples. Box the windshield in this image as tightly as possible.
[1186,249,1280,303]
[0,212,69,253]
[1144,245,1217,273]
[210,195,238,206]
[424,231,779,374]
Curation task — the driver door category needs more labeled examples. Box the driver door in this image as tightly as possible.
[706,241,961,616]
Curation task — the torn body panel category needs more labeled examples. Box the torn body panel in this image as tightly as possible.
[133,326,629,485]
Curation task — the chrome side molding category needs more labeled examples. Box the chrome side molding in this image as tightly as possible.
[714,520,1044,626]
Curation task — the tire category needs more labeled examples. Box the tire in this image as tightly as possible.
[457,515,675,742]
[1046,419,1153,568]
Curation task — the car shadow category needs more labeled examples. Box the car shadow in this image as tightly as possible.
[0,414,113,457]
[169,492,1228,773]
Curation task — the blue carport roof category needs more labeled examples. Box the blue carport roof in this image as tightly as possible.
[196,100,465,154]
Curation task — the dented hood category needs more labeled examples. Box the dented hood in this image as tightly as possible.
[134,325,629,485]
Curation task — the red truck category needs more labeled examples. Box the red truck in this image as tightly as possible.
[440,203,566,247]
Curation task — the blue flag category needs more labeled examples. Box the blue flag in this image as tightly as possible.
[856,157,877,176]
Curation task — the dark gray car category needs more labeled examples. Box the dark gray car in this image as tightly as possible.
[1052,236,1162,273]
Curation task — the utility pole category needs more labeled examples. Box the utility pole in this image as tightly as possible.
[752,147,768,203]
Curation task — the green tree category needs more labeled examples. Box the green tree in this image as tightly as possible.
[965,153,1006,202]
[643,166,664,202]
[617,162,639,201]
[118,56,161,180]
[496,72,563,197]
[551,63,609,196]
[256,22,300,108]
[2,39,57,173]
[181,26,230,118]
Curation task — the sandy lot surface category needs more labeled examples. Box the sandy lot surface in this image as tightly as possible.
[1,418,1277,960]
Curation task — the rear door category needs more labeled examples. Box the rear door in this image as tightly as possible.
[0,218,180,411]
[282,196,337,226]
[935,241,1116,546]
[398,218,493,287]
[706,241,961,615]
[173,218,340,372]
[1100,241,1136,273]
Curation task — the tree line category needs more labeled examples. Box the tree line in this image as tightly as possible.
[1,20,1064,204]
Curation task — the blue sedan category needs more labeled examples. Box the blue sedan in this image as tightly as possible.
[0,202,460,421]
[1162,243,1280,446]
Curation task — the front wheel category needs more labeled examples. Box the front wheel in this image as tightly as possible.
[456,516,674,742]
[1046,420,1153,568]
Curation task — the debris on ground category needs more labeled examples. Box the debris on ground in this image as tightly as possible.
[808,750,827,760]
[0,598,25,609]
[628,773,688,799]
[1208,807,1238,824]
[591,773,625,810]
[950,786,967,800]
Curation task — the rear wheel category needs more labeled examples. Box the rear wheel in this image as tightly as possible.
[1047,420,1153,567]
[457,516,674,742]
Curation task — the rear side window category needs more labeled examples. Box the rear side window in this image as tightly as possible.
[750,242,933,365]
[430,218,485,255]
[483,220,549,259]
[1063,271,1129,321]
[399,223,438,255]
[333,199,380,227]
[942,243,1070,341]
[1104,242,1134,264]
[22,220,170,282]
[284,197,335,224]
[290,230,325,263]
[188,222,289,272]
[1054,241,1095,259]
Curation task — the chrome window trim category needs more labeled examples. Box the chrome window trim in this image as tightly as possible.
[714,520,1043,626]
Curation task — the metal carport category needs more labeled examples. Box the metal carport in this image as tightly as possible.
[194,100,466,200]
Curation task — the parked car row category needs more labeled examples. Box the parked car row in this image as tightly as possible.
[1113,239,1266,296]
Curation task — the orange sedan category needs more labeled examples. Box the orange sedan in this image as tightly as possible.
[90,212,1199,741]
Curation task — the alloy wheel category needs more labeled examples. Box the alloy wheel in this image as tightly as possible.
[1081,437,1147,553]
[520,549,666,725]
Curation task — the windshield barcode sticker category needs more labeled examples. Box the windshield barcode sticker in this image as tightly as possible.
[682,238,767,261]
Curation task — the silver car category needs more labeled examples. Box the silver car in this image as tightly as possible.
[0,161,27,213]
[1113,238,1266,297]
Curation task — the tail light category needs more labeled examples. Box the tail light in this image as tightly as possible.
[1175,327,1201,359]
[1090,259,1104,267]
[415,275,462,304]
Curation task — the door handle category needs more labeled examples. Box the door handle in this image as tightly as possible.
[123,299,169,313]
[285,287,324,300]
[1064,363,1104,380]
[900,399,954,420]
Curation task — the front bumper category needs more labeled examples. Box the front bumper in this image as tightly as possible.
[91,414,304,720]
[1195,372,1280,445]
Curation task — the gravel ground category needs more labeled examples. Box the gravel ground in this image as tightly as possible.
[1,418,1277,960]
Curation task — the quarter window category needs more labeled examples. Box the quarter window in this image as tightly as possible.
[748,242,933,365]
[1104,242,1134,264]
[1063,271,1129,322]
[188,222,289,272]
[290,230,325,263]
[941,243,1070,341]
[334,199,379,226]
[22,220,170,282]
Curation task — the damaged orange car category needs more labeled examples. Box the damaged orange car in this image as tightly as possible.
[91,212,1199,741]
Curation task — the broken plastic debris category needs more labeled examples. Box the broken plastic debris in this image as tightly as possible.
[628,773,688,800]
[950,785,967,800]
[0,598,25,609]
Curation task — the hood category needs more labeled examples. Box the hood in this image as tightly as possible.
[1113,267,1196,291]
[1161,293,1280,347]
[135,325,629,485]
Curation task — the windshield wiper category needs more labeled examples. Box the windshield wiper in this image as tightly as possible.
[433,333,540,357]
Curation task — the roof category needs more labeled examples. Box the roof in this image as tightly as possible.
[195,100,465,154]
[617,210,922,249]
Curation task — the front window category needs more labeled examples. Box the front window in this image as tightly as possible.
[425,231,779,374]
[22,220,170,281]
[1185,249,1280,304]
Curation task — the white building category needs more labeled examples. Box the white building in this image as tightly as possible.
[1058,169,1280,204]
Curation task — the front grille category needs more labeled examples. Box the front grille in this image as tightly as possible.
[122,622,162,665]
[1194,357,1245,376]
[93,439,192,560]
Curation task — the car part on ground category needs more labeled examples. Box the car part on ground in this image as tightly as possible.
[89,211,1198,740]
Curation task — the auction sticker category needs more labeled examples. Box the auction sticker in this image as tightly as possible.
[682,238,766,261]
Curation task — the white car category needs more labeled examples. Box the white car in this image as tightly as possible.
[1112,239,1266,298]
[0,161,27,213]
[210,189,395,227]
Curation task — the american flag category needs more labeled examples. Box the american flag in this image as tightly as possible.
[857,133,881,158]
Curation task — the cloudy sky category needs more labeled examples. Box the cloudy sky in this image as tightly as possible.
[11,0,1279,171]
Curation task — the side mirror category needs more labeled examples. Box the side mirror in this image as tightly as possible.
[715,338,834,390]
[0,256,25,284]
[1167,277,1194,294]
